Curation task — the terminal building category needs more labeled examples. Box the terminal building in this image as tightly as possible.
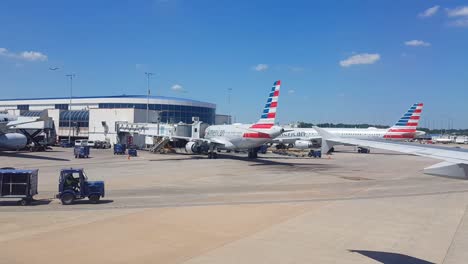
[0,95,218,145]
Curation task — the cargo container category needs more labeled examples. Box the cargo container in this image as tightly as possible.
[0,169,38,205]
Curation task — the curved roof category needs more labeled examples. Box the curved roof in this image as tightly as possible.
[60,111,89,121]
[0,95,216,109]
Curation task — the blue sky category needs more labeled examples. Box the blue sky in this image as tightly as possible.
[1,0,467,128]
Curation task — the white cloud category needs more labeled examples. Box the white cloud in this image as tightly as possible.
[447,6,468,17]
[288,89,295,94]
[404,40,431,47]
[0,47,48,61]
[339,53,380,67]
[419,5,440,18]
[252,64,269,72]
[19,51,47,61]
[450,18,468,27]
[170,84,185,93]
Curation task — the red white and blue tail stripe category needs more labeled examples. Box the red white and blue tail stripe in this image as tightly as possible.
[384,103,423,139]
[250,80,280,129]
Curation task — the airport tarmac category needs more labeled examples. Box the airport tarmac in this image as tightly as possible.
[1,146,468,264]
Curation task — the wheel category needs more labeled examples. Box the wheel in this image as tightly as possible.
[61,193,75,205]
[208,152,213,159]
[89,195,100,204]
[19,199,30,206]
[212,152,218,159]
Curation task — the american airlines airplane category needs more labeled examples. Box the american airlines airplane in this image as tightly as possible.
[276,103,425,149]
[174,80,284,159]
[315,126,468,180]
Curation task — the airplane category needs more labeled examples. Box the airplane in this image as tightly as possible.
[173,80,285,159]
[275,103,425,150]
[0,111,49,150]
[0,113,27,150]
[314,126,468,180]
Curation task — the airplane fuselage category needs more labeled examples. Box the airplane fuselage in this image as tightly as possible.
[277,127,424,145]
[0,133,28,150]
[205,124,284,150]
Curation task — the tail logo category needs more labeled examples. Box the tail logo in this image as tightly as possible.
[250,80,281,129]
[384,103,423,139]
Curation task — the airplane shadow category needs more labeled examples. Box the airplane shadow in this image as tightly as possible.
[349,250,435,264]
[218,154,339,168]
[149,156,206,162]
[0,199,52,206]
[148,153,338,169]
[0,152,70,161]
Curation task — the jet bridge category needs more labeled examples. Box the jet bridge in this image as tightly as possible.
[115,120,208,152]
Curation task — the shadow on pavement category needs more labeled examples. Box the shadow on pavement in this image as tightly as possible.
[0,151,70,161]
[64,199,114,205]
[0,199,52,206]
[349,250,435,264]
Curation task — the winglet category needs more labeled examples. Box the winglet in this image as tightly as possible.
[424,161,468,180]
[314,126,338,154]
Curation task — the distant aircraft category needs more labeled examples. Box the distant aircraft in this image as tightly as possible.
[172,80,284,159]
[315,126,468,180]
[49,67,60,71]
[276,103,425,150]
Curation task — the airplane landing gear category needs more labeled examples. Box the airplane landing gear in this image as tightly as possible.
[208,146,218,159]
[208,152,218,159]
[248,149,258,159]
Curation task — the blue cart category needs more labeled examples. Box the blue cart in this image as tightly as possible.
[74,146,90,158]
[308,150,322,158]
[0,169,38,205]
[128,148,137,157]
[56,168,105,205]
[113,143,126,155]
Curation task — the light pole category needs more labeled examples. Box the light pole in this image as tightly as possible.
[145,72,154,123]
[227,88,232,124]
[66,74,75,142]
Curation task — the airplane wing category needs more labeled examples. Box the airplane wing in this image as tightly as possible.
[314,126,468,180]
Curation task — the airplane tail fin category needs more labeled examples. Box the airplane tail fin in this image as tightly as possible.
[251,80,280,129]
[384,103,423,139]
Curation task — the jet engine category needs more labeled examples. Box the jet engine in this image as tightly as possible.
[0,133,27,150]
[185,141,201,154]
[293,140,313,149]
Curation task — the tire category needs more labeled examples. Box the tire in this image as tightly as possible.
[89,195,100,204]
[19,199,30,206]
[61,193,75,205]
[212,152,218,159]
